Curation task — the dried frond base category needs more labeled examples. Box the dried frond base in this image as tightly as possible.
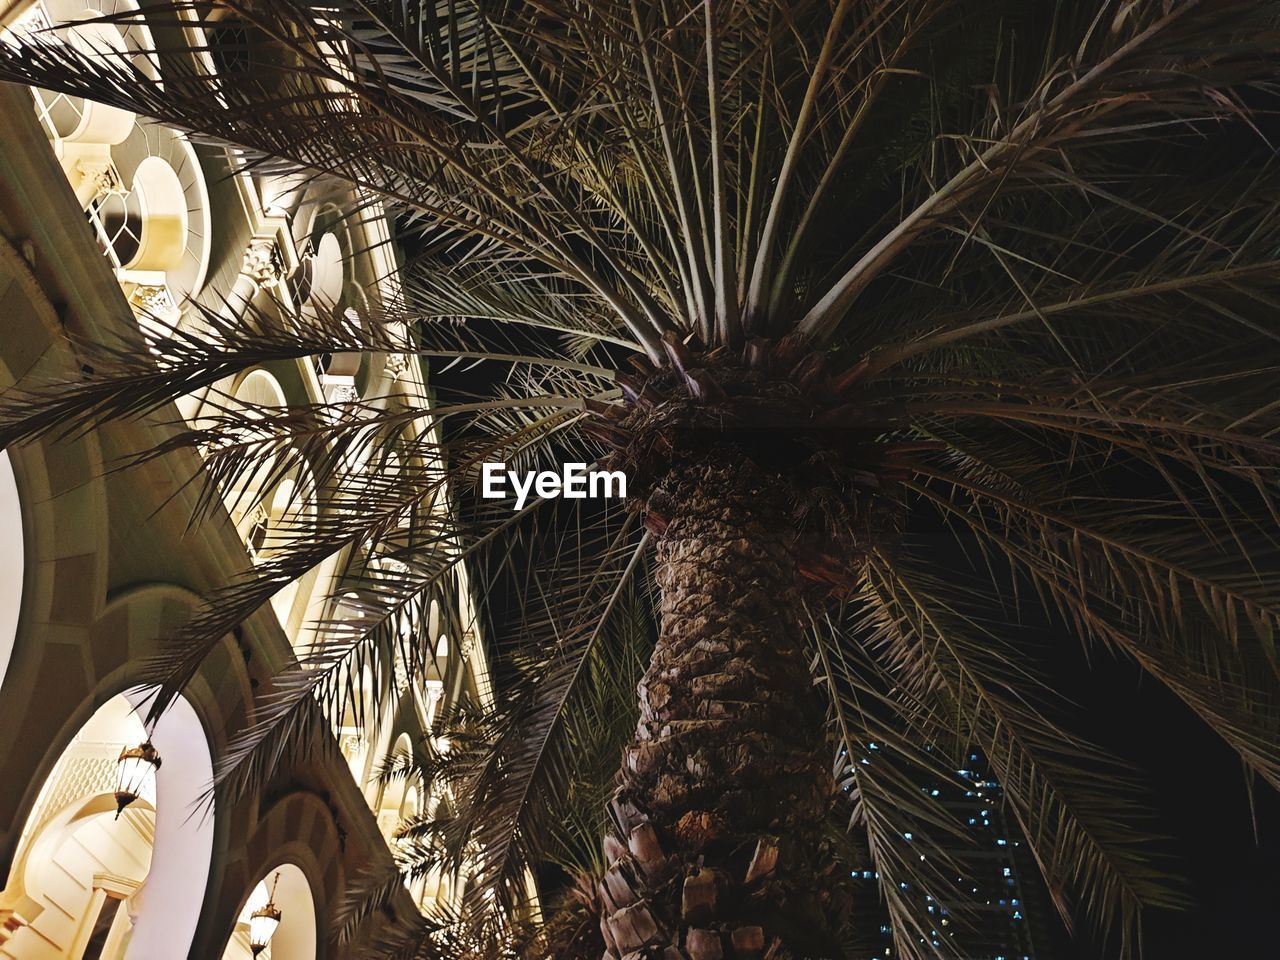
[586,339,909,594]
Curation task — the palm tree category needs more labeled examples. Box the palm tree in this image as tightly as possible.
[2,1,1280,956]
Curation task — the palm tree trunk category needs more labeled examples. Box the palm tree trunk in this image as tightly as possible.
[599,457,839,959]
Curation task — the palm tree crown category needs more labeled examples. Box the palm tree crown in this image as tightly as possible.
[1,1,1280,957]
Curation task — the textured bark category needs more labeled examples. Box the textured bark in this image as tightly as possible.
[598,455,841,960]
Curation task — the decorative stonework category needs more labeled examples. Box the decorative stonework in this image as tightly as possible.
[381,321,413,382]
[339,731,367,763]
[75,156,123,200]
[242,238,285,288]
[423,681,445,729]
[3,2,52,44]
[19,748,118,848]
[129,283,178,319]
[384,353,410,380]
[329,383,360,404]
[320,371,361,404]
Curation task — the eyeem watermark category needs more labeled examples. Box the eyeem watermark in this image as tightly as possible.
[482,462,627,510]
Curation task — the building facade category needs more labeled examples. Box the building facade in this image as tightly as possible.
[0,2,493,956]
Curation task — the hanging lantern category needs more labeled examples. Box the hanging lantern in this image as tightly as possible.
[114,740,161,819]
[249,872,283,956]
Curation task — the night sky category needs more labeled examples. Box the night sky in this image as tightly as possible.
[1039,640,1280,958]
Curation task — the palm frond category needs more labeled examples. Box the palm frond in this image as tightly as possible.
[865,557,1187,954]
[2,1,1280,953]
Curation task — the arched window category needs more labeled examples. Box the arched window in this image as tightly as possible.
[287,228,368,403]
[217,368,285,528]
[402,786,421,823]
[230,367,287,408]
[427,599,441,646]
[12,2,211,327]
[92,155,186,273]
[27,10,137,153]
[287,231,344,321]
[12,3,157,200]
[223,863,316,960]
[221,370,318,564]
[410,792,458,913]
[336,664,377,787]
[109,130,211,324]
[0,688,214,959]
[0,452,24,690]
[212,370,319,628]
[373,733,416,842]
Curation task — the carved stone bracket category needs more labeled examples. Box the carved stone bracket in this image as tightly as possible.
[5,3,53,42]
[339,731,368,763]
[128,283,178,320]
[241,238,285,288]
[75,157,123,200]
[384,353,410,381]
[319,369,361,405]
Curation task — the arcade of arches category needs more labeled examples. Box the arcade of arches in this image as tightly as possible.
[0,1,499,956]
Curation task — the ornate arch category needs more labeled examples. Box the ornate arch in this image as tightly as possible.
[0,683,216,959]
[212,791,345,958]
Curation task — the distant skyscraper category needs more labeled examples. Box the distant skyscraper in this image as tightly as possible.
[850,747,1057,960]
